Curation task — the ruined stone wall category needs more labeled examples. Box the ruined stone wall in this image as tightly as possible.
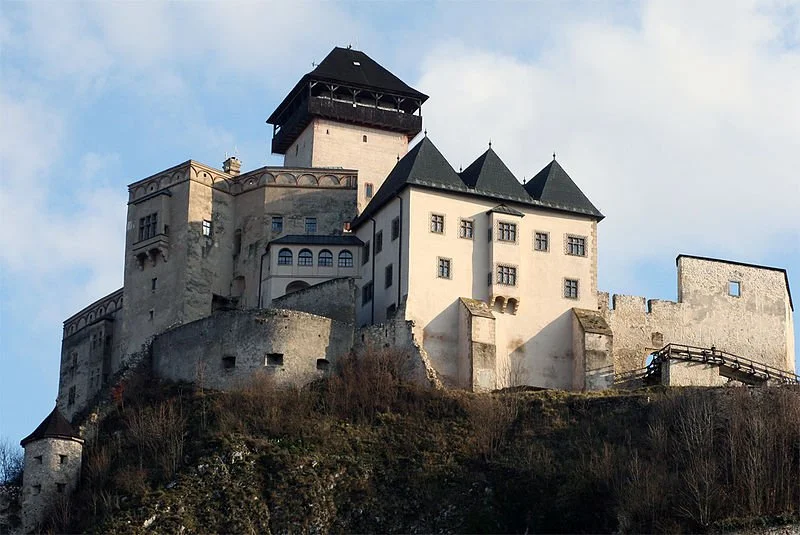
[270,277,357,324]
[601,256,794,377]
[20,438,82,533]
[151,309,353,390]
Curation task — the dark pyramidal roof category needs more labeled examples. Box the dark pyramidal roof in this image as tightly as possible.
[21,406,81,447]
[524,159,602,218]
[269,234,364,247]
[460,148,529,200]
[309,47,427,100]
[353,137,603,228]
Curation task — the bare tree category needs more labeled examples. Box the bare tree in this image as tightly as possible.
[0,437,24,486]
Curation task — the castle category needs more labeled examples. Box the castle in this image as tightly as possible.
[18,47,797,533]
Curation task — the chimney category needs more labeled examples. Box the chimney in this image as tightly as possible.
[223,156,241,176]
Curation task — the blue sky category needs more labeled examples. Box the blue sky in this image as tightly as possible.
[1,1,798,451]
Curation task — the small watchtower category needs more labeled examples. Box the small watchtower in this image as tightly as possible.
[19,407,83,533]
[267,46,428,212]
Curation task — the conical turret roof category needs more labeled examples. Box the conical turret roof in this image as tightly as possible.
[20,406,82,447]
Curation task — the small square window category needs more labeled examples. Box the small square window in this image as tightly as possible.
[564,279,579,299]
[566,235,586,256]
[459,219,473,239]
[375,231,383,254]
[59,455,67,464]
[222,355,236,370]
[202,219,213,237]
[34,455,43,464]
[362,135,368,143]
[430,214,444,234]
[438,257,452,279]
[385,263,393,288]
[534,232,549,252]
[305,217,317,234]
[728,281,741,297]
[497,222,517,242]
[316,359,330,371]
[266,353,284,366]
[391,217,400,241]
[272,216,284,233]
[497,265,517,286]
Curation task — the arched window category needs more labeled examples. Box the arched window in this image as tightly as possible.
[338,250,354,267]
[319,249,333,267]
[278,248,293,265]
[286,280,310,294]
[298,249,313,266]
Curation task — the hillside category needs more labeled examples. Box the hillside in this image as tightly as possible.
[37,353,800,534]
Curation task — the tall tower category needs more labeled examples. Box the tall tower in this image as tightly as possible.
[267,47,428,212]
[19,407,84,533]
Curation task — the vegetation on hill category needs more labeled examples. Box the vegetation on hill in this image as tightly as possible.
[40,351,800,534]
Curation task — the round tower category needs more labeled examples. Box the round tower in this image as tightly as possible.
[19,406,83,533]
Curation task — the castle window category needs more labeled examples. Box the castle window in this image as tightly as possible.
[278,248,293,266]
[34,455,42,464]
[566,235,586,256]
[248,243,256,258]
[498,222,517,242]
[339,250,354,267]
[319,250,333,267]
[222,355,236,370]
[534,232,549,252]
[362,135,368,143]
[202,219,213,237]
[149,309,154,321]
[316,358,330,371]
[391,217,400,241]
[305,217,317,234]
[138,213,158,241]
[497,265,517,286]
[728,281,741,297]
[59,455,67,464]
[272,216,283,233]
[375,231,383,254]
[151,278,157,291]
[298,249,313,266]
[564,279,579,299]
[362,242,370,265]
[438,257,452,279]
[68,386,76,406]
[430,214,444,234]
[365,183,374,198]
[385,263,393,288]
[233,229,242,256]
[362,281,374,305]
[266,353,284,367]
[33,484,41,495]
[57,483,66,493]
[459,219,473,239]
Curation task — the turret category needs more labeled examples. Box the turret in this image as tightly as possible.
[267,47,428,212]
[19,407,83,533]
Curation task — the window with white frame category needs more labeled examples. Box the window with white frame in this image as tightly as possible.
[534,231,549,252]
[564,279,579,299]
[298,249,313,266]
[498,222,517,242]
[496,265,517,286]
[305,217,317,234]
[277,248,293,265]
[338,250,354,267]
[430,214,444,234]
[319,249,333,267]
[365,183,374,198]
[728,280,741,297]
[202,219,212,237]
[459,219,474,239]
[438,257,452,279]
[566,235,586,256]
[138,213,158,241]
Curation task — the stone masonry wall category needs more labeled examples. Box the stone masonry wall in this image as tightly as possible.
[21,438,83,533]
[270,277,357,324]
[151,309,354,390]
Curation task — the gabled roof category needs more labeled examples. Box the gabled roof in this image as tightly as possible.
[20,407,82,447]
[524,159,603,218]
[488,204,525,217]
[268,234,364,247]
[353,136,463,227]
[460,148,529,200]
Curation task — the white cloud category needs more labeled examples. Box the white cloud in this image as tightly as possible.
[417,0,800,292]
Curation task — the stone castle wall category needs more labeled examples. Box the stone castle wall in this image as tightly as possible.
[270,277,357,324]
[151,309,354,390]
